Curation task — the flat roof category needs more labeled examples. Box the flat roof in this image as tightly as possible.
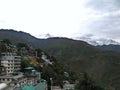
[0,74,24,78]
[21,85,35,90]
[24,67,34,70]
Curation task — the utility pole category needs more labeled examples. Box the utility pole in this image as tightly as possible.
[50,78,53,90]
[0,40,2,65]
[0,40,2,74]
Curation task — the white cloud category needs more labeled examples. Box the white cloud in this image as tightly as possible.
[0,0,97,37]
[0,0,86,36]
[0,0,120,42]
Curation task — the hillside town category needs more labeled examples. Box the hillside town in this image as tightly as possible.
[0,47,48,90]
[0,39,76,90]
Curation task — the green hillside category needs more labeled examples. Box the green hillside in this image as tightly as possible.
[38,37,120,89]
[0,29,120,89]
[0,29,40,47]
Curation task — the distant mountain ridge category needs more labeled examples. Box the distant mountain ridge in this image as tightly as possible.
[0,29,39,46]
[38,33,55,39]
[96,44,120,52]
[37,33,120,46]
[74,35,120,52]
[74,36,120,46]
[0,29,120,89]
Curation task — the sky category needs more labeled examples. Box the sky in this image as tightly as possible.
[0,0,120,41]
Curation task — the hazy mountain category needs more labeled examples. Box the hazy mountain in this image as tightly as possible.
[0,29,40,46]
[96,44,120,52]
[0,29,120,89]
[38,33,54,39]
[75,35,120,53]
[74,36,120,46]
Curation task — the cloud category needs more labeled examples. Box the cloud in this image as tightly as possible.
[86,0,120,12]
[81,0,120,41]
[86,13,120,40]
[0,20,6,23]
[79,34,94,40]
[0,0,120,42]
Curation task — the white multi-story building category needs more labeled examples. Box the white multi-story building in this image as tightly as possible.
[1,53,21,74]
[0,52,43,89]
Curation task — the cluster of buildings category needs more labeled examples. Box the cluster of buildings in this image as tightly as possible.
[0,43,76,90]
[0,52,47,90]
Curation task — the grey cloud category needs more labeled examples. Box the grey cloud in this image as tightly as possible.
[83,0,120,41]
[79,34,94,40]
[87,12,120,40]
[86,0,120,12]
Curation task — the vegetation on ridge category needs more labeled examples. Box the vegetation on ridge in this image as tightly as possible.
[0,29,120,89]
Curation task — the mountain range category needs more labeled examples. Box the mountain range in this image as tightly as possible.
[74,36,120,46]
[0,29,120,89]
[38,33,120,46]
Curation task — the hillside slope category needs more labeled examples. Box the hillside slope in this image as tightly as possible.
[37,37,120,89]
[0,29,40,47]
[0,29,120,89]
[96,45,120,52]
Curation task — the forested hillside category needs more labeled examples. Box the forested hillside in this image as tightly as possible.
[0,29,120,89]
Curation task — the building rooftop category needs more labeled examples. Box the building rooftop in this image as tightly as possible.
[35,82,47,90]
[24,67,34,70]
[0,83,7,90]
[21,85,35,90]
[0,74,24,79]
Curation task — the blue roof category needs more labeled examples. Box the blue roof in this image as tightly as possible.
[21,85,35,90]
[35,83,47,90]
[20,83,47,90]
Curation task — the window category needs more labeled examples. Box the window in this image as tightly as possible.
[2,54,5,56]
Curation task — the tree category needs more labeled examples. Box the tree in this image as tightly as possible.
[2,39,11,45]
[0,39,12,52]
[76,73,105,90]
[35,48,42,57]
[20,57,32,72]
[16,43,29,55]
[17,43,29,51]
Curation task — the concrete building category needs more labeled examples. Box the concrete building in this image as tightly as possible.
[0,53,21,74]
[63,83,75,90]
[0,83,7,90]
[0,74,24,83]
[0,52,47,90]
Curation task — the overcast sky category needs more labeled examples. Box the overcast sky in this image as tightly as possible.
[0,0,120,41]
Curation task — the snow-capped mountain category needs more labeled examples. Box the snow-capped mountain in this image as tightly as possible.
[38,33,54,39]
[37,33,120,46]
[74,36,120,46]
[94,38,120,46]
[91,39,120,46]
